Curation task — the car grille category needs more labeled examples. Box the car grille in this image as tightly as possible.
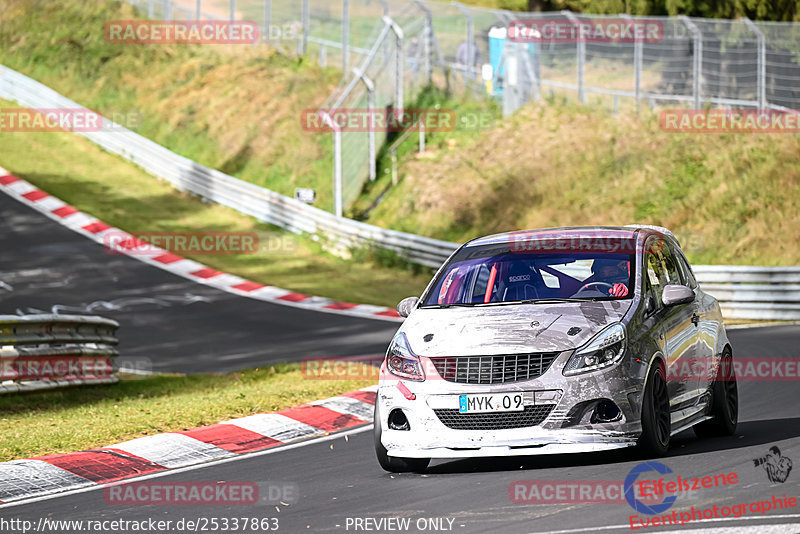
[433,405,555,430]
[430,353,559,384]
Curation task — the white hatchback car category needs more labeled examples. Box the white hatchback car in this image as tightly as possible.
[375,226,737,472]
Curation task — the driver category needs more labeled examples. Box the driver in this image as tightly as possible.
[590,259,629,297]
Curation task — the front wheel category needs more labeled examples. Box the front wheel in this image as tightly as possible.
[694,349,738,438]
[374,403,430,473]
[638,361,671,456]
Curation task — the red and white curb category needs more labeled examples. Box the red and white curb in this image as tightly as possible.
[0,169,402,322]
[0,387,377,505]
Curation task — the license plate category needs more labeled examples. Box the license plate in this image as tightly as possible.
[459,393,525,413]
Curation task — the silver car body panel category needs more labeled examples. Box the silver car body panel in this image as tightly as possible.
[377,226,730,459]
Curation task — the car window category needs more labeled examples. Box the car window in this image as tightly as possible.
[643,237,685,313]
[645,249,665,310]
[673,247,697,289]
[659,244,682,286]
[424,251,635,306]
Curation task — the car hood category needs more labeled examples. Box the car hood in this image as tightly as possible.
[402,300,632,356]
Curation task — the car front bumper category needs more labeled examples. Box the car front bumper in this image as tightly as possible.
[377,353,645,459]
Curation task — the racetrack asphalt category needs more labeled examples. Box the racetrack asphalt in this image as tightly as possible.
[2,326,799,533]
[2,186,799,533]
[0,192,398,374]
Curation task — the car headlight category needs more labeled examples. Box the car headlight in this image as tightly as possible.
[385,332,425,381]
[563,323,626,376]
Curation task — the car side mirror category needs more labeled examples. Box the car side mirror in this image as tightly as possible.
[661,284,694,307]
[397,296,420,318]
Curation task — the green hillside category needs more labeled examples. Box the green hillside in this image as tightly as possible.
[0,0,341,210]
[367,99,800,266]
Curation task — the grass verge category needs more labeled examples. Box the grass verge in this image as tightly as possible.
[0,365,375,461]
[0,0,341,210]
[0,97,433,308]
[367,97,800,266]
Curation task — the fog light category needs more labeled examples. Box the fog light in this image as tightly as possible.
[388,409,410,431]
[591,400,622,423]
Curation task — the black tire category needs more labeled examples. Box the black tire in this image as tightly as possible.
[694,350,738,438]
[638,361,671,456]
[374,403,430,473]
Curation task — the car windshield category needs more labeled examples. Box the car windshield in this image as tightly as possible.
[422,247,635,307]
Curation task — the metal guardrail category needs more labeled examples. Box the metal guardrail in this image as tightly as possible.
[0,64,458,268]
[2,69,799,320]
[0,314,120,393]
[693,267,800,320]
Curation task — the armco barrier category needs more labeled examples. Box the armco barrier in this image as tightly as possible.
[693,266,800,320]
[1,65,799,320]
[0,65,458,269]
[0,314,120,393]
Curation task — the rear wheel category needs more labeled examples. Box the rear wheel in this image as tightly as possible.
[374,403,430,473]
[639,361,671,456]
[694,349,738,438]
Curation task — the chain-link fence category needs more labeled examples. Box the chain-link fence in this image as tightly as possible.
[126,0,800,215]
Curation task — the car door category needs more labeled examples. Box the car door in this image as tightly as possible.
[642,237,697,411]
[673,246,717,397]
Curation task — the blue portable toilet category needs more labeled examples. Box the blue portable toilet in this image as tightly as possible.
[488,26,506,96]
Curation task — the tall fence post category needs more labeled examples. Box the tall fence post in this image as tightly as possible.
[680,16,703,110]
[376,0,390,62]
[413,0,433,85]
[354,69,377,182]
[299,0,309,56]
[621,14,642,111]
[229,0,235,21]
[264,0,271,44]
[343,0,350,73]
[562,11,585,103]
[195,0,201,20]
[742,17,766,109]
[165,0,173,21]
[385,16,404,116]
[454,2,474,89]
[333,128,342,217]
[320,112,343,218]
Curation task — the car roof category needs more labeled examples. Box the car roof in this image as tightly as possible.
[465,226,644,248]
